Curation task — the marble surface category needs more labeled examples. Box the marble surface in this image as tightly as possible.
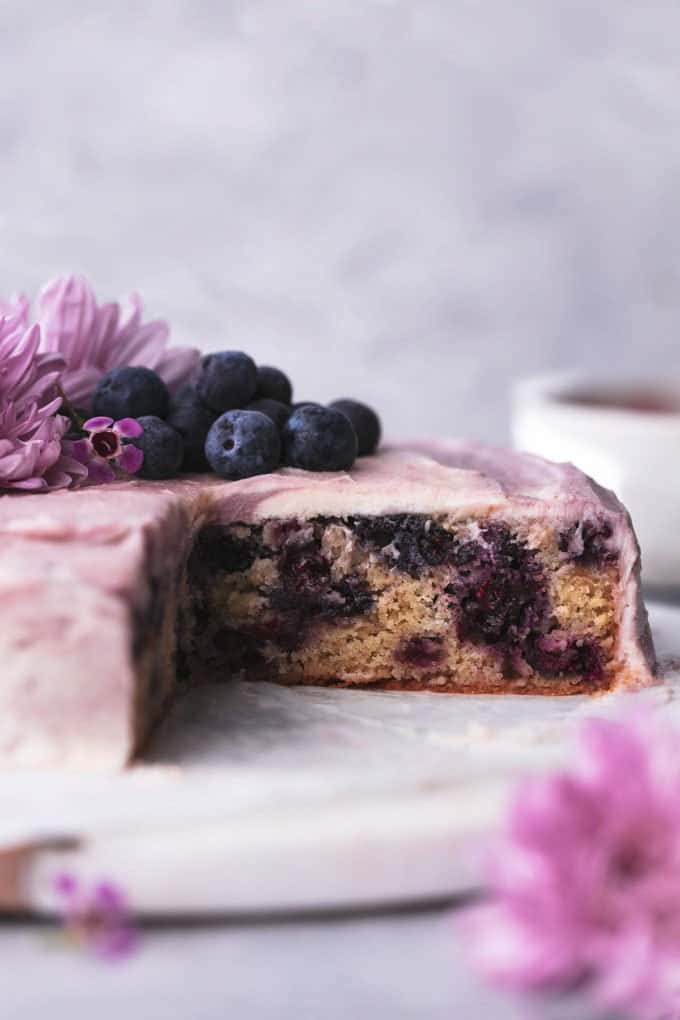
[0,907,608,1020]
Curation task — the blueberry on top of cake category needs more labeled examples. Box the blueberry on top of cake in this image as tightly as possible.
[0,275,656,769]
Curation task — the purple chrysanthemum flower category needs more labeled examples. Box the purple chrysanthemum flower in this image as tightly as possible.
[463,715,680,1020]
[71,416,145,484]
[37,275,199,408]
[54,872,137,960]
[0,303,87,492]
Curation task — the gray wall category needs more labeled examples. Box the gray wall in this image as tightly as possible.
[1,1,679,441]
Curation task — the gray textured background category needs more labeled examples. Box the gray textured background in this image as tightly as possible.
[2,1,679,441]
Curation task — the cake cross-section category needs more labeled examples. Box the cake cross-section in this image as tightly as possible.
[0,441,655,768]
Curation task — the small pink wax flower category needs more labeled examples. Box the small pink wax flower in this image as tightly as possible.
[37,275,199,408]
[463,715,680,1020]
[54,872,137,960]
[72,416,145,484]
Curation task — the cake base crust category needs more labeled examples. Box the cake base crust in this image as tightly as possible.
[271,673,611,696]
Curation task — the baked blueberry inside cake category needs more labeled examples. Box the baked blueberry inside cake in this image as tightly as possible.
[182,509,628,695]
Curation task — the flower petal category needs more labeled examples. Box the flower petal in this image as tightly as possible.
[54,873,79,898]
[117,444,144,475]
[7,476,47,491]
[84,416,114,432]
[60,366,104,409]
[86,459,116,485]
[93,881,126,911]
[115,417,143,439]
[156,346,201,394]
[463,714,680,1017]
[69,439,92,465]
[38,275,98,364]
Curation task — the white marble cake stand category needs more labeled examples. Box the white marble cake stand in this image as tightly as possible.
[2,603,678,917]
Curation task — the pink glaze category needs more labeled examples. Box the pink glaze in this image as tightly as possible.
[0,442,656,769]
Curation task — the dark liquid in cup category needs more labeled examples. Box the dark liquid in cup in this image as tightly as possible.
[559,389,680,415]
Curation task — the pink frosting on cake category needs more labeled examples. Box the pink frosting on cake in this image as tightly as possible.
[0,441,656,769]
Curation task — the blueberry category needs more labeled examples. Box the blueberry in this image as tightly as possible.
[205,410,281,480]
[166,387,217,471]
[291,401,322,412]
[524,634,603,682]
[448,523,549,648]
[278,537,331,593]
[282,405,357,472]
[129,416,184,480]
[395,635,445,668]
[188,525,265,578]
[255,365,292,405]
[329,399,381,456]
[352,514,456,576]
[246,398,291,433]
[93,366,170,420]
[196,351,257,414]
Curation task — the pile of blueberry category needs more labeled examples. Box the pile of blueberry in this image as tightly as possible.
[91,352,382,481]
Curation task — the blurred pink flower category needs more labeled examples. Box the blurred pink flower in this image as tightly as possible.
[0,303,87,491]
[464,716,680,1020]
[0,293,29,326]
[54,872,137,960]
[71,415,145,484]
[37,275,199,408]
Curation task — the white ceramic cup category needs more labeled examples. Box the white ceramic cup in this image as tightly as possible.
[512,374,680,590]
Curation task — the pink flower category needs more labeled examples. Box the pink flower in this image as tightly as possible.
[54,872,137,960]
[0,293,29,326]
[71,416,145,484]
[0,304,87,491]
[37,275,199,408]
[463,716,680,1019]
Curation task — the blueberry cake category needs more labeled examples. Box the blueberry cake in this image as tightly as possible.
[0,440,655,768]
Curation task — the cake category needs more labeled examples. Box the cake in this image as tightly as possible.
[0,275,657,769]
[0,440,655,769]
